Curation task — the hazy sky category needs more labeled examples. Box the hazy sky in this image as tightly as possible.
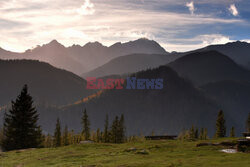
[0,0,250,52]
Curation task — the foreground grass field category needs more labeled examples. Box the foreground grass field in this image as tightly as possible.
[0,138,249,167]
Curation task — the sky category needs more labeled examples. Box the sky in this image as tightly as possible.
[0,0,250,52]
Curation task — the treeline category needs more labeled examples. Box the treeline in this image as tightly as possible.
[178,110,247,140]
[0,85,126,151]
[1,85,250,151]
[178,126,209,140]
[47,111,126,147]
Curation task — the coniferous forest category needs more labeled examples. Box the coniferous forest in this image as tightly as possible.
[1,84,249,151]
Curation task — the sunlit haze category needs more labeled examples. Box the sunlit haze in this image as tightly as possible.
[0,0,250,52]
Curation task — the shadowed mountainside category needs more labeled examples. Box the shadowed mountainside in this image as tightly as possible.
[168,51,250,86]
[34,66,221,135]
[196,41,250,69]
[0,59,94,106]
[201,80,250,133]
[82,53,180,78]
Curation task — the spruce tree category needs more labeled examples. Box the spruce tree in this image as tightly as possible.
[103,114,109,143]
[81,108,90,140]
[199,128,204,140]
[96,128,101,143]
[0,127,3,146]
[53,118,61,147]
[111,116,119,143]
[215,110,226,138]
[194,128,199,139]
[118,114,125,143]
[62,125,69,146]
[189,125,195,139]
[45,134,53,148]
[1,85,42,151]
[246,113,250,132]
[204,128,208,140]
[230,126,235,137]
[37,127,45,147]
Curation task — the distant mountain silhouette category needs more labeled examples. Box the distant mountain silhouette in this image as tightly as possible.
[195,41,250,69]
[82,53,179,78]
[108,38,167,56]
[168,51,250,86]
[0,59,94,106]
[0,38,168,75]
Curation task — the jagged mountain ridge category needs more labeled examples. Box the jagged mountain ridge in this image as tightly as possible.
[0,38,168,75]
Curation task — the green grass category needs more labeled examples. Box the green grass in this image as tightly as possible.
[0,138,249,167]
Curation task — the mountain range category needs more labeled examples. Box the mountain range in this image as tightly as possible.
[0,39,250,136]
[0,38,167,75]
[82,41,250,79]
[52,50,250,136]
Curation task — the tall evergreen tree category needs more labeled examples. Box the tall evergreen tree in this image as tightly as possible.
[117,114,125,143]
[230,126,235,137]
[44,134,53,148]
[103,114,109,143]
[53,118,61,147]
[1,85,42,151]
[199,128,204,140]
[189,125,195,139]
[204,128,208,140]
[81,108,90,140]
[216,110,226,138]
[62,125,69,146]
[111,116,119,143]
[246,113,250,132]
[199,128,208,140]
[96,128,101,142]
[194,128,199,139]
[0,127,4,146]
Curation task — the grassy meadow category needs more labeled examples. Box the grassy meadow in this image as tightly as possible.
[0,138,249,167]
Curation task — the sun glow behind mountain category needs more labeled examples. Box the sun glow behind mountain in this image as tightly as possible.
[0,0,250,52]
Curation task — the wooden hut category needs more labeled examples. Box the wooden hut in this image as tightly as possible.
[145,135,177,140]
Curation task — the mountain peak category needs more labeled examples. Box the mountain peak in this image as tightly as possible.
[84,41,104,48]
[39,40,64,50]
[227,40,249,46]
[109,42,122,48]
[131,38,156,44]
[48,39,63,46]
[125,38,168,54]
[136,37,150,41]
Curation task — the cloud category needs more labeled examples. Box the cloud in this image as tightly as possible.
[162,34,233,52]
[242,39,250,43]
[76,0,95,15]
[199,34,232,45]
[186,1,195,15]
[0,18,28,29]
[0,0,248,52]
[228,4,239,16]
